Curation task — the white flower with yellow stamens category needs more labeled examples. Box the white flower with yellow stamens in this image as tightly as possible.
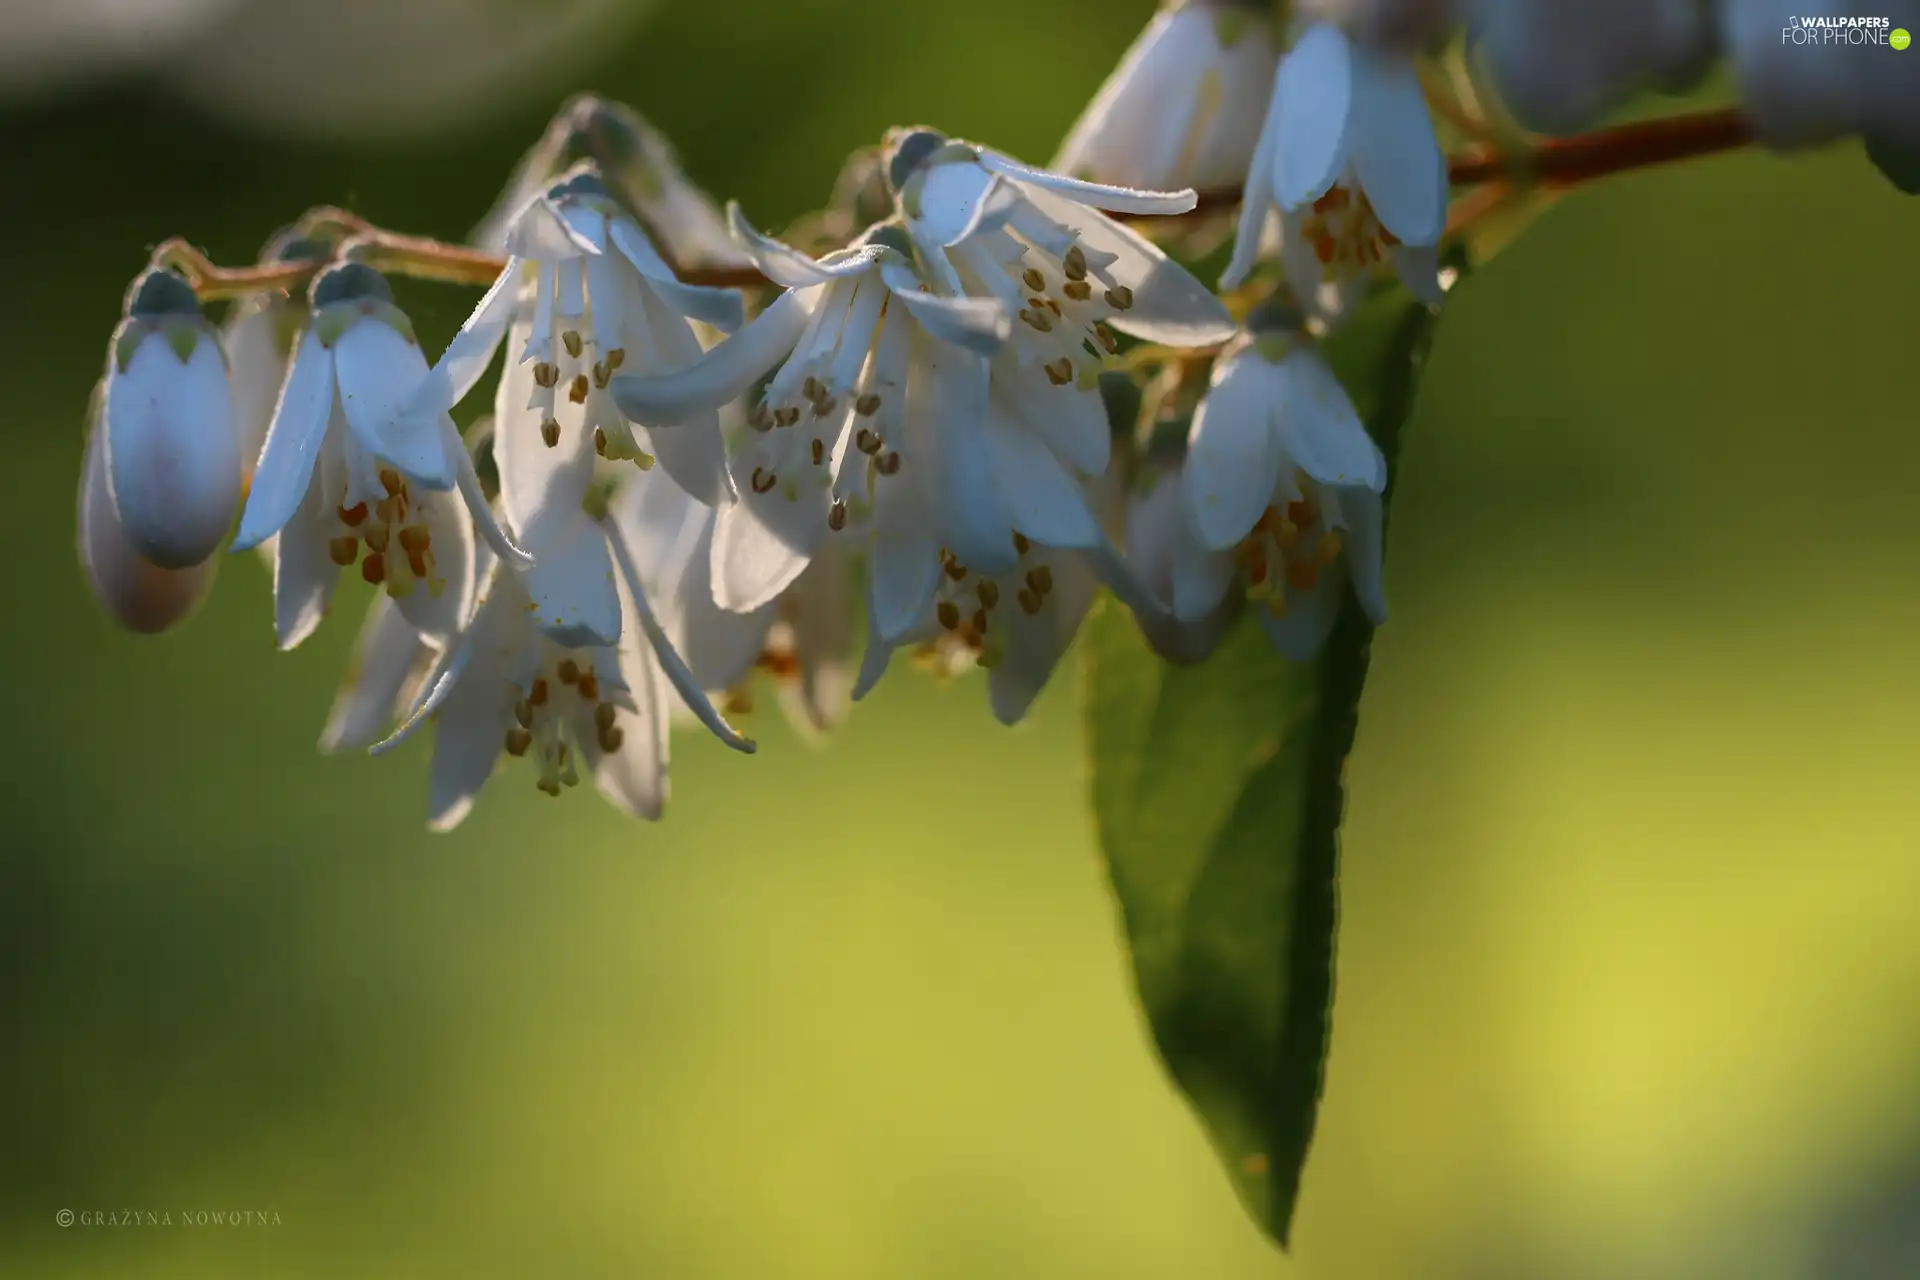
[99,267,242,570]
[407,165,745,507]
[371,483,754,831]
[233,262,517,650]
[1052,0,1281,193]
[1177,325,1389,658]
[1222,21,1447,310]
[614,213,1100,638]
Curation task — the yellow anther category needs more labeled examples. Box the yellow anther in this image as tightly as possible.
[541,419,561,448]
[561,330,583,359]
[568,374,589,405]
[856,393,882,416]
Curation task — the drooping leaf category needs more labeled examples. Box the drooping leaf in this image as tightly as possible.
[1082,262,1461,1250]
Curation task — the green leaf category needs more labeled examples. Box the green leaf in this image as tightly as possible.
[1082,266,1459,1250]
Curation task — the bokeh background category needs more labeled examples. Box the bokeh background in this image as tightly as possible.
[4,1,1919,1276]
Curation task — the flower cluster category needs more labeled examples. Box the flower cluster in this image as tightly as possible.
[78,3,1904,828]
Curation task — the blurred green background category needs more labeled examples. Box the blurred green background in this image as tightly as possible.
[5,1,1919,1276]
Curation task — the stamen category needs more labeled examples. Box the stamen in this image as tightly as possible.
[1022,267,1045,291]
[593,428,607,456]
[361,553,386,585]
[363,524,390,554]
[1044,358,1073,386]
[750,467,777,494]
[576,672,599,701]
[328,536,358,566]
[976,579,999,609]
[533,362,560,389]
[338,502,368,527]
[605,348,626,370]
[1103,285,1134,311]
[1012,531,1030,556]
[504,727,533,757]
[568,374,589,405]
[810,438,825,466]
[855,393,882,416]
[855,428,881,455]
[594,703,617,732]
[379,468,404,496]
[1016,586,1042,615]
[937,602,961,630]
[828,501,847,531]
[1064,246,1088,281]
[557,659,580,684]
[529,677,549,706]
[513,698,534,728]
[1063,280,1092,302]
[561,330,583,359]
[875,452,901,475]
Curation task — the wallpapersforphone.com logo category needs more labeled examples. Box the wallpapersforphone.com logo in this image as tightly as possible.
[1781,15,1910,46]
[55,1208,283,1228]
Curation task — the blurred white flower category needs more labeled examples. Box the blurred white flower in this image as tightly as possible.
[100,267,241,570]
[1052,0,1281,193]
[1224,22,1446,308]
[77,381,218,634]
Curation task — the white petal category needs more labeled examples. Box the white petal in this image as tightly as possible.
[320,595,428,753]
[1274,23,1356,210]
[1018,183,1237,346]
[979,150,1199,215]
[995,356,1110,476]
[867,469,941,644]
[234,329,333,551]
[1259,570,1343,661]
[610,289,810,422]
[224,300,287,478]
[909,159,1000,247]
[105,331,241,568]
[782,551,856,736]
[507,195,599,260]
[983,406,1103,549]
[884,265,1012,355]
[1348,46,1447,246]
[728,202,876,288]
[606,459,709,594]
[655,505,775,692]
[580,650,670,821]
[609,217,745,332]
[78,407,215,634]
[495,321,594,545]
[522,513,623,649]
[1221,79,1286,290]
[332,317,453,490]
[388,481,475,645]
[630,280,732,506]
[440,416,533,569]
[1051,7,1202,189]
[710,482,826,613]
[1171,534,1237,624]
[606,520,757,754]
[1184,352,1283,550]
[1278,348,1385,490]
[272,469,337,650]
[1388,242,1445,307]
[987,550,1098,725]
[909,331,1017,575]
[408,259,520,417]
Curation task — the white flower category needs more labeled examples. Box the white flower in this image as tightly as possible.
[408,164,746,508]
[1177,329,1389,657]
[1121,459,1237,664]
[1052,0,1281,193]
[224,234,330,490]
[1222,22,1447,309]
[318,592,437,755]
[893,128,1239,357]
[1468,0,1718,136]
[233,262,511,650]
[852,528,1114,726]
[369,491,754,831]
[614,213,1110,639]
[77,381,218,635]
[99,267,241,569]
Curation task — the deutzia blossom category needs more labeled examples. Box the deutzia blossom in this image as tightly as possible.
[1178,326,1389,658]
[100,267,241,569]
[233,262,510,650]
[225,234,329,489]
[407,165,745,508]
[613,214,1084,637]
[1052,0,1281,193]
[370,487,754,831]
[1222,22,1447,310]
[78,381,217,635]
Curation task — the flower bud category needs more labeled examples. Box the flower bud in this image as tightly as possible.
[78,386,216,634]
[101,267,241,568]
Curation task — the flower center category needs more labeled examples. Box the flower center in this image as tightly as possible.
[501,654,623,796]
[955,216,1134,389]
[1233,480,1344,620]
[928,530,1059,670]
[1298,184,1400,283]
[328,467,444,603]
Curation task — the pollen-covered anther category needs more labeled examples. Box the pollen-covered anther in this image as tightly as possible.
[855,393,882,417]
[568,374,590,405]
[338,502,369,527]
[802,375,823,402]
[593,702,616,732]
[557,659,580,685]
[361,552,387,585]
[593,428,608,456]
[828,500,848,531]
[541,419,561,448]
[532,362,560,390]
[1021,308,1053,333]
[529,677,550,707]
[750,467,777,495]
[1025,564,1054,597]
[942,553,968,581]
[749,402,774,431]
[1104,286,1133,311]
[1094,323,1119,354]
[605,348,626,371]
[1022,267,1046,292]
[1063,280,1093,302]
[363,524,390,554]
[976,578,1000,609]
[875,451,901,476]
[562,330,584,359]
[937,601,962,630]
[810,438,826,466]
[1012,530,1031,556]
[855,428,882,456]
[1016,585,1043,615]
[1064,245,1088,282]
[775,407,801,429]
[504,727,533,757]
[328,536,359,566]
[576,671,599,701]
[1044,358,1074,386]
[592,361,612,390]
